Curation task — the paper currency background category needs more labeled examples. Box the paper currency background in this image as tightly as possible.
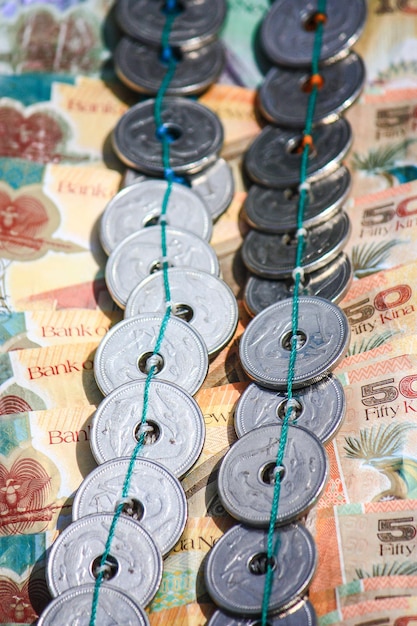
[1,0,417,624]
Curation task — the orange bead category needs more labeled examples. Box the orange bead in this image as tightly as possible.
[313,11,327,24]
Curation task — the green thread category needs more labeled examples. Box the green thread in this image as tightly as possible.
[260,2,326,624]
[89,8,179,625]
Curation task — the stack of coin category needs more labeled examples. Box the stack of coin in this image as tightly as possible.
[37,1,239,623]
[204,1,367,624]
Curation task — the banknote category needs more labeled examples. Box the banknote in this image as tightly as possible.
[148,603,216,626]
[318,595,417,626]
[0,308,122,351]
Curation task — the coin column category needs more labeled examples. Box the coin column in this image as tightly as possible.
[205,2,367,625]
[36,2,238,624]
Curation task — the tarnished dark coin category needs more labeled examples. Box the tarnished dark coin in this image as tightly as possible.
[234,375,345,443]
[239,296,350,389]
[261,0,367,67]
[116,0,227,50]
[209,601,318,625]
[218,424,328,527]
[244,119,352,188]
[243,166,351,233]
[243,253,352,315]
[241,211,351,279]
[205,522,317,615]
[115,37,225,96]
[259,52,365,128]
[113,98,223,175]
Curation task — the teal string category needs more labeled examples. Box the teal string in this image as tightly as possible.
[89,8,179,625]
[260,3,326,624]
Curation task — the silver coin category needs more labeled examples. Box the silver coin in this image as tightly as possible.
[105,226,219,308]
[243,166,351,233]
[261,0,367,68]
[259,52,365,128]
[94,313,208,396]
[234,375,345,443]
[244,118,352,188]
[241,210,351,279]
[112,98,224,175]
[90,379,205,477]
[204,522,316,615]
[116,0,227,50]
[115,37,225,96]
[125,268,238,356]
[218,424,328,527]
[243,253,352,316]
[46,513,162,607]
[239,296,350,389]
[209,600,317,625]
[99,180,212,255]
[38,584,150,626]
[72,458,187,556]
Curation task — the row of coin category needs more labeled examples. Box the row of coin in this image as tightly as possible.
[204,1,367,624]
[37,1,234,623]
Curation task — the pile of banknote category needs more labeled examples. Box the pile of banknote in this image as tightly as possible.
[2,0,417,624]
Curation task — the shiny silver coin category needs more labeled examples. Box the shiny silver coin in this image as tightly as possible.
[218,424,328,527]
[243,166,351,233]
[99,180,212,255]
[234,375,345,443]
[261,0,367,68]
[204,522,316,615]
[116,0,227,51]
[94,313,208,396]
[241,210,351,279]
[243,253,352,315]
[115,36,225,96]
[239,296,350,390]
[209,600,317,625]
[125,268,238,356]
[90,379,205,477]
[46,513,162,607]
[244,118,352,188]
[105,226,219,308]
[38,584,150,626]
[259,52,365,128]
[112,98,223,175]
[72,458,187,556]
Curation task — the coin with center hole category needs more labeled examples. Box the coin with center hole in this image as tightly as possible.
[99,180,212,254]
[125,268,238,356]
[218,424,328,527]
[112,98,223,175]
[244,118,352,188]
[234,375,345,443]
[239,296,350,390]
[208,600,317,625]
[243,253,352,316]
[116,0,227,50]
[72,458,187,556]
[106,226,219,308]
[244,166,351,234]
[204,522,316,615]
[46,513,162,607]
[90,379,205,477]
[37,584,150,626]
[261,0,367,67]
[115,36,225,96]
[94,314,208,396]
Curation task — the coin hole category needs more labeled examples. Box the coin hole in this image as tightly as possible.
[138,351,164,374]
[156,123,182,143]
[248,552,277,575]
[134,420,161,445]
[301,73,325,92]
[150,259,174,273]
[281,232,298,247]
[286,135,317,157]
[281,330,307,351]
[159,45,183,65]
[143,213,167,227]
[277,398,303,420]
[260,462,285,485]
[161,0,185,15]
[302,10,328,31]
[250,622,272,626]
[120,497,145,521]
[91,554,119,580]
[172,302,194,322]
